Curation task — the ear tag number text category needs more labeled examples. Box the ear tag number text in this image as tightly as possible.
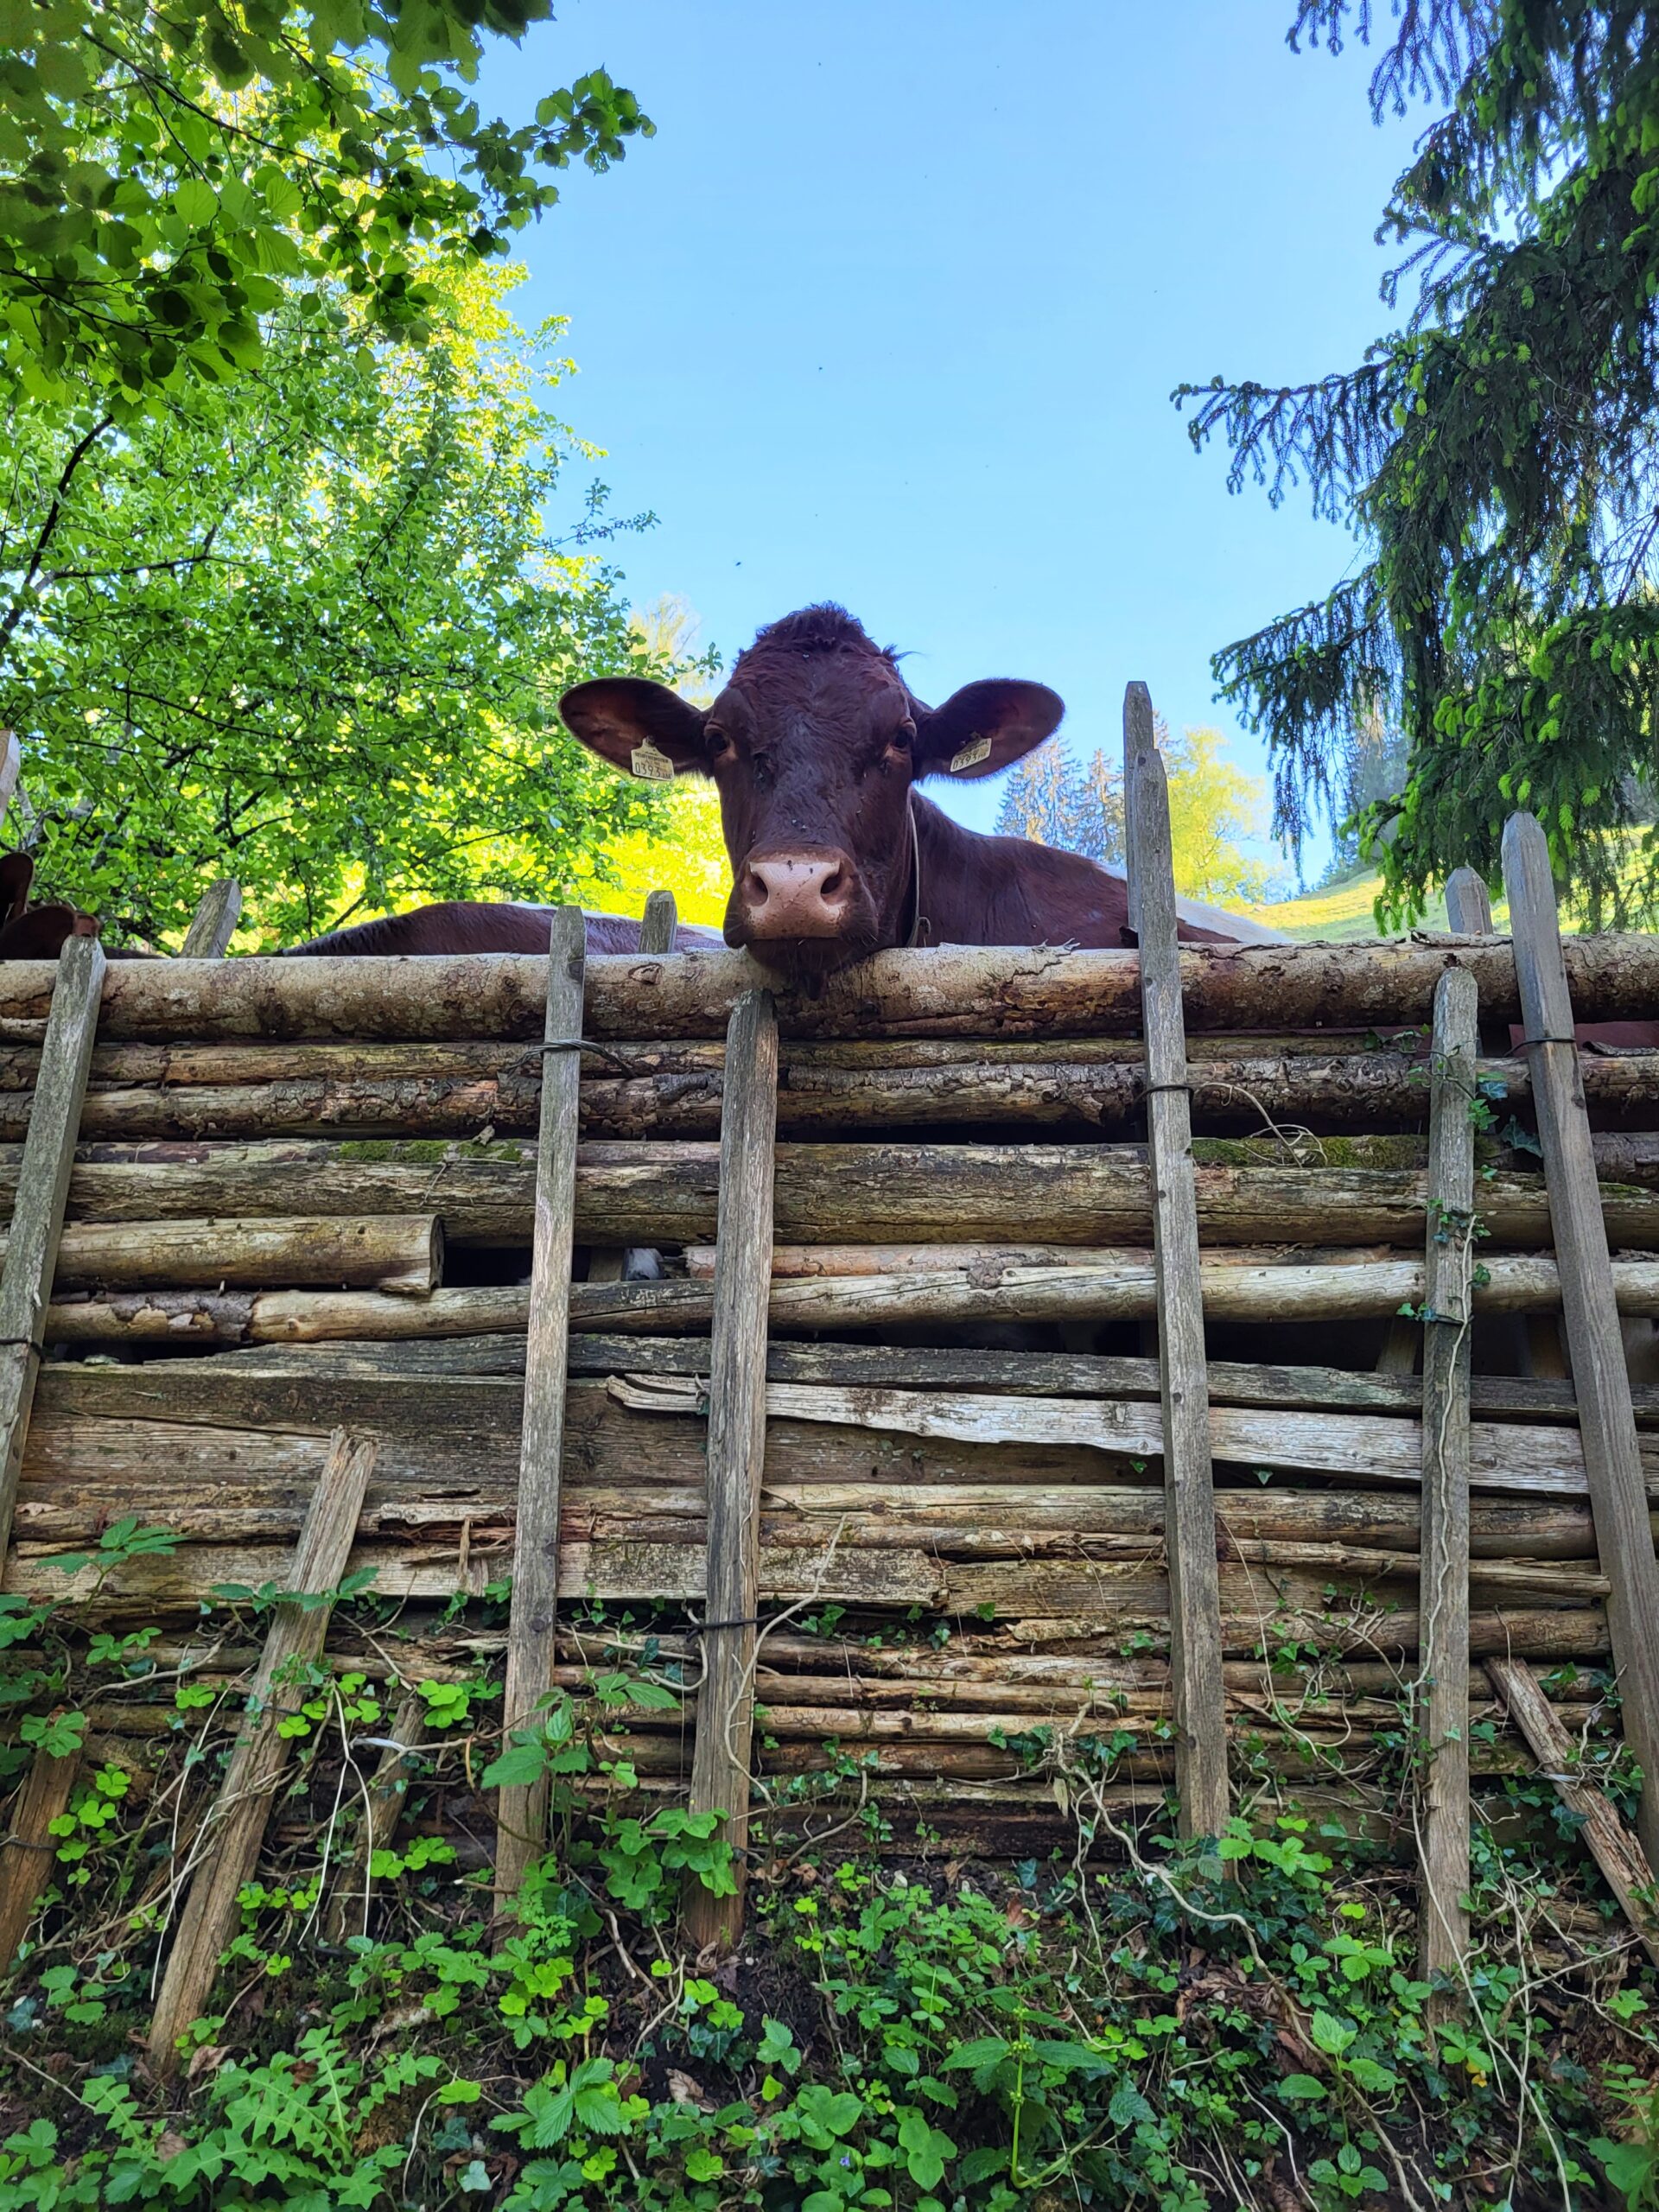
[631,741,675,782]
[948,734,993,774]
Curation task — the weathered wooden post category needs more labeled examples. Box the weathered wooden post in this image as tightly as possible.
[0,932,104,1564]
[1503,810,1659,1873]
[1122,685,1229,1842]
[684,986,779,1949]
[1418,966,1476,1999]
[1442,868,1492,938]
[0,734,20,837]
[494,907,586,1911]
[181,880,242,958]
[149,1429,377,2071]
[590,889,679,1287]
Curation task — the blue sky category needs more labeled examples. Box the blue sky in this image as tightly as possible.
[477,2,1425,879]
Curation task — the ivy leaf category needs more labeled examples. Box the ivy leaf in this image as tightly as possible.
[1109,2081,1156,2128]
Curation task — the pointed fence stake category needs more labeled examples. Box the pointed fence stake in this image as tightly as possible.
[684,986,779,1949]
[589,891,679,1287]
[0,1749,81,1974]
[1502,810,1659,1873]
[1418,967,1477,2000]
[181,880,242,958]
[0,735,20,838]
[1123,684,1229,1841]
[1443,868,1493,936]
[0,932,103,1565]
[494,907,586,1914]
[148,1428,376,2073]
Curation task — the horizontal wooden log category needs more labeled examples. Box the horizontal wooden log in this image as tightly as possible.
[67,1620,1620,1707]
[0,1530,1611,1655]
[69,1688,1540,1771]
[234,1327,1632,1427]
[12,1139,1647,1251]
[0,1047,1636,1143]
[3,1535,944,1614]
[14,1454,1633,1566]
[0,934,1654,1041]
[0,1031,1442,1091]
[683,1241,1397,1279]
[22,1214,439,1294]
[34,1250,1659,1344]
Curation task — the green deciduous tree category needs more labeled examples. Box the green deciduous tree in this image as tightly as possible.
[0,258,697,945]
[0,0,650,405]
[1177,2,1659,924]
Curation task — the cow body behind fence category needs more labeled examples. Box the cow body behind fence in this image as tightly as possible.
[280,903,724,957]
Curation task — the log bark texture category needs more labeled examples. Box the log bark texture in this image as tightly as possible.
[30,1249,1659,1349]
[27,1213,440,1294]
[0,932,1655,1040]
[4,1136,1654,1251]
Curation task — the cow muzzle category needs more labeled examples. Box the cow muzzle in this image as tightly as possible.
[734,850,858,940]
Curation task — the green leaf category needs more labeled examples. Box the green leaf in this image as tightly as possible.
[173,180,218,230]
[942,2037,1012,2071]
[480,1736,548,1789]
[1344,2055,1399,2094]
[1109,2081,1156,2128]
[1309,2010,1355,2057]
[1277,2075,1327,2101]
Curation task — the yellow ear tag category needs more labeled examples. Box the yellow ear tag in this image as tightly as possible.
[948,734,993,774]
[630,741,675,782]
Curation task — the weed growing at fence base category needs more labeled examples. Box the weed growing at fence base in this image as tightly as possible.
[0,1580,1652,2209]
[0,1777,1653,2205]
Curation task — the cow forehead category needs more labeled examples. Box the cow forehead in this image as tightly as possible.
[719,645,909,747]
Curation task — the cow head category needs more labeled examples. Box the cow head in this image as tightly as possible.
[560,606,1063,982]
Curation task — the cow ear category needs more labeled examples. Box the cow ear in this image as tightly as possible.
[559,678,709,780]
[913,679,1065,780]
[0,853,33,925]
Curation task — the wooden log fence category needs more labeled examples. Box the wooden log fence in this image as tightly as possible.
[2,815,1658,1974]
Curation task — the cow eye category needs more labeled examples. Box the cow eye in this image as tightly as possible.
[706,729,735,764]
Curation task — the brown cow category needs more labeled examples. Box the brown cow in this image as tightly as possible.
[0,854,101,961]
[559,605,1241,986]
[279,903,723,957]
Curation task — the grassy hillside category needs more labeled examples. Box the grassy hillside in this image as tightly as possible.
[1252,866,1510,941]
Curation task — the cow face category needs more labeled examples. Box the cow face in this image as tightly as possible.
[560,606,1063,982]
